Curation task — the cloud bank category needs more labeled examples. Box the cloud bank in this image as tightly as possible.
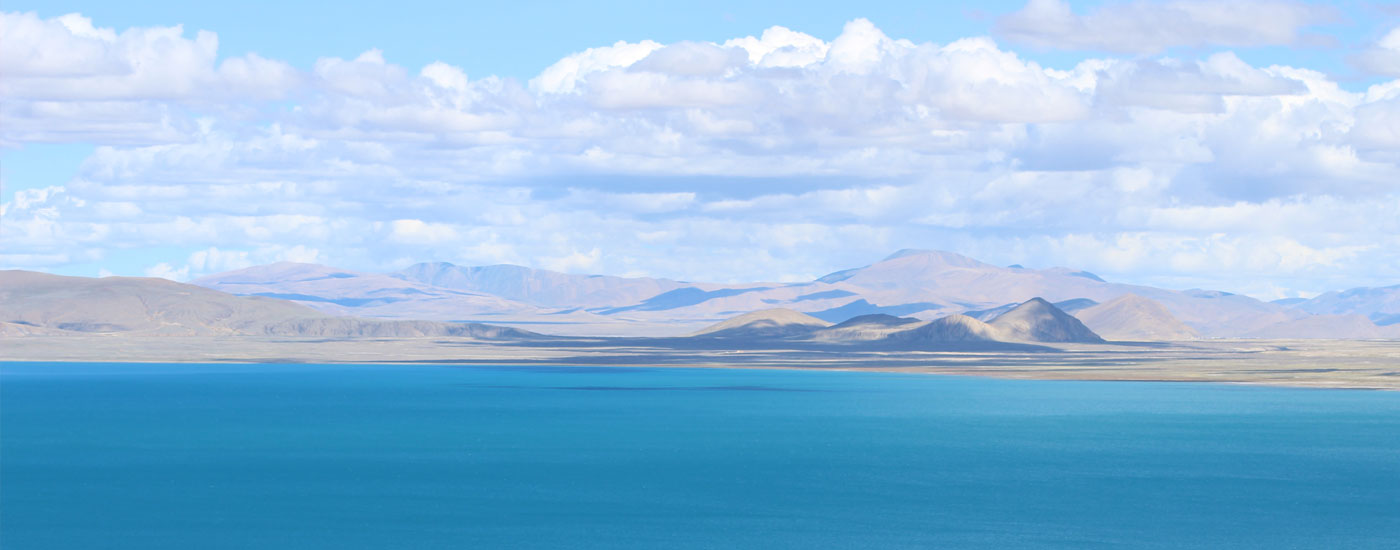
[996,0,1332,54]
[2,10,1398,299]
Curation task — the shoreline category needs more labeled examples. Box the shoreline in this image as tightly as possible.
[4,335,1398,392]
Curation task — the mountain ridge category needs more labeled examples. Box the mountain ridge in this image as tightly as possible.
[2,270,537,339]
[166,249,1400,339]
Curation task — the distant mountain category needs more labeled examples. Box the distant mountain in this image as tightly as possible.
[690,309,830,339]
[988,298,1104,343]
[1,270,536,339]
[194,262,542,320]
[187,249,1398,339]
[812,314,925,342]
[888,314,1006,343]
[808,249,1297,337]
[964,298,1097,322]
[1244,315,1400,339]
[2,270,320,336]
[694,298,1102,345]
[1283,284,1400,326]
[395,262,688,309]
[258,318,535,339]
[1074,294,1199,341]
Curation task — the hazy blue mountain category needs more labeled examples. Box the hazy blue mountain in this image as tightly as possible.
[1284,284,1400,326]
[1244,314,1400,339]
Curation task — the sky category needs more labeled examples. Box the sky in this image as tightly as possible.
[2,0,1399,300]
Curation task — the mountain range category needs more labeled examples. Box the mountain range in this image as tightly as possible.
[187,249,1399,339]
[0,270,535,339]
[689,298,1104,346]
[0,268,1107,349]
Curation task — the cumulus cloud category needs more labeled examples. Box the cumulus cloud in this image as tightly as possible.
[0,12,298,100]
[137,245,324,281]
[2,11,1398,296]
[0,12,298,146]
[996,0,1332,54]
[1355,26,1400,77]
[1094,52,1307,113]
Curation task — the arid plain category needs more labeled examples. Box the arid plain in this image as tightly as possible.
[7,335,1398,391]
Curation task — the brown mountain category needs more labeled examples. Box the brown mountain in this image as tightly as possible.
[0,270,535,339]
[690,308,831,339]
[812,314,925,342]
[888,314,1007,343]
[1074,294,1199,341]
[988,298,1104,343]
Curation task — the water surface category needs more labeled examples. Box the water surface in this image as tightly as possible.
[3,362,1398,549]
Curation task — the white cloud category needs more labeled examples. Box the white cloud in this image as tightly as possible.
[531,39,664,94]
[1094,53,1307,113]
[539,248,602,273]
[1349,99,1400,153]
[0,12,297,100]
[1355,26,1400,77]
[144,262,190,281]
[186,247,253,273]
[4,12,1399,297]
[388,219,459,244]
[723,26,829,67]
[0,11,297,145]
[135,245,324,282]
[997,0,1331,54]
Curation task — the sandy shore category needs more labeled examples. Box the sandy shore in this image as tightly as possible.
[4,336,1399,391]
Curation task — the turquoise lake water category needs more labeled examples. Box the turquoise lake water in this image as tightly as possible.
[2,362,1398,549]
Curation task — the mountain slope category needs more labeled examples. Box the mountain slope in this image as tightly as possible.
[804,249,1297,337]
[1286,284,1400,326]
[1,270,323,336]
[690,309,831,339]
[1075,294,1199,341]
[989,298,1104,343]
[811,314,926,342]
[1,270,536,339]
[889,314,1007,343]
[1243,315,1400,339]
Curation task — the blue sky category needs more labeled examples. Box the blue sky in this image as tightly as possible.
[3,0,1400,299]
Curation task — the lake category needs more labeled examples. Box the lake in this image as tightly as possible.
[2,362,1398,549]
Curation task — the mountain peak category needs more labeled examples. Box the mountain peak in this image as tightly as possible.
[818,249,992,284]
[829,313,922,329]
[890,314,1005,343]
[990,297,1104,343]
[690,308,831,338]
[881,249,982,265]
